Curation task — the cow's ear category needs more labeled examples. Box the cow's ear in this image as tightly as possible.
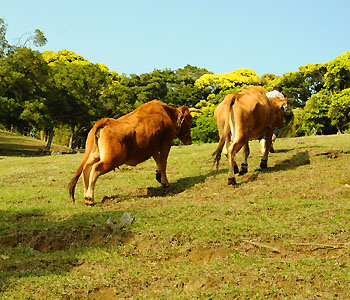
[177,105,187,113]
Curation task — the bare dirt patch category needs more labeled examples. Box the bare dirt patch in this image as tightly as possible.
[0,225,134,253]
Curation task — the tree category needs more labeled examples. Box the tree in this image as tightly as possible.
[0,48,50,133]
[43,50,115,148]
[19,29,47,48]
[0,18,47,58]
[261,73,278,87]
[299,89,334,135]
[190,100,218,143]
[328,88,350,133]
[274,63,327,108]
[325,51,350,92]
[99,71,136,118]
[0,18,13,58]
[130,69,175,107]
[165,65,210,108]
[194,69,261,105]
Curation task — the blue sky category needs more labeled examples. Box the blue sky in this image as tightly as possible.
[2,0,349,77]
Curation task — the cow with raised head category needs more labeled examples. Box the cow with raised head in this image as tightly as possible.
[213,87,291,185]
[68,100,197,205]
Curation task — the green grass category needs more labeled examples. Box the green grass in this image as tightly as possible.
[0,130,73,156]
[1,131,350,299]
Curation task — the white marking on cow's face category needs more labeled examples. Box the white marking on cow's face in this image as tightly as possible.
[282,104,292,116]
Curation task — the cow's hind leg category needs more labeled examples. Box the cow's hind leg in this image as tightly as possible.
[84,160,115,205]
[82,154,100,197]
[152,152,162,183]
[239,142,250,175]
[260,134,272,169]
[227,137,245,185]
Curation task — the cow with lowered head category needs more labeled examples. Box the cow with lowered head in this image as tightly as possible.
[68,100,198,205]
[213,87,292,185]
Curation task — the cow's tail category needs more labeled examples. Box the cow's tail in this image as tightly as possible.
[68,118,109,203]
[212,93,236,176]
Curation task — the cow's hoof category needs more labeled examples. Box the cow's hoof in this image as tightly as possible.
[155,171,161,183]
[234,164,239,174]
[239,165,248,176]
[260,159,268,169]
[84,198,95,206]
[228,177,237,185]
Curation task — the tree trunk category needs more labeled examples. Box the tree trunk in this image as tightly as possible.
[45,128,54,152]
[69,133,73,149]
[70,125,82,150]
[40,130,46,141]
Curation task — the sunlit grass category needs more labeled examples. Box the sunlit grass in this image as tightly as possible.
[1,132,350,299]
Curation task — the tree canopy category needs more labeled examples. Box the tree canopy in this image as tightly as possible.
[1,17,350,148]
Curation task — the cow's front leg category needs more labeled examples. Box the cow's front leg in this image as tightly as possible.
[158,143,171,187]
[260,134,272,169]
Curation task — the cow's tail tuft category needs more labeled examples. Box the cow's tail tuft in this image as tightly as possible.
[212,148,222,177]
[212,93,236,176]
[68,118,109,203]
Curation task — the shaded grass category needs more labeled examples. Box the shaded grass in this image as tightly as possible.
[0,130,73,156]
[1,134,350,299]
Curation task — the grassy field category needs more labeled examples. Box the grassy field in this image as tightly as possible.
[1,130,350,299]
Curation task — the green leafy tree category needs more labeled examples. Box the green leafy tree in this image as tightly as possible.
[99,71,136,118]
[289,107,306,137]
[195,69,261,97]
[328,88,350,133]
[191,100,218,143]
[261,73,278,87]
[48,60,110,148]
[0,18,13,58]
[274,63,327,108]
[0,47,50,133]
[128,69,173,107]
[325,51,350,92]
[19,29,47,48]
[165,65,210,108]
[299,89,334,135]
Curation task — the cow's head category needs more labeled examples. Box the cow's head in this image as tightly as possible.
[270,97,293,127]
[176,106,196,145]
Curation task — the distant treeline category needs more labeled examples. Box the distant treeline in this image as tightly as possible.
[1,18,349,150]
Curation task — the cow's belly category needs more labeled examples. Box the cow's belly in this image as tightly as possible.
[124,149,154,166]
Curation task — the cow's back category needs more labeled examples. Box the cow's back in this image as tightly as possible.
[98,100,176,166]
[232,88,276,139]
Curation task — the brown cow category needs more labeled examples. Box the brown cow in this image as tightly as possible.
[213,87,290,185]
[68,100,196,205]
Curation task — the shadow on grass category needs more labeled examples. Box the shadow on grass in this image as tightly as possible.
[0,146,75,157]
[259,151,311,173]
[100,168,228,200]
[0,208,128,294]
[147,168,230,197]
[274,148,293,153]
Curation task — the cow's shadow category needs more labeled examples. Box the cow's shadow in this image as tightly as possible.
[143,151,311,195]
[142,168,228,197]
[258,151,310,173]
[97,168,227,202]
